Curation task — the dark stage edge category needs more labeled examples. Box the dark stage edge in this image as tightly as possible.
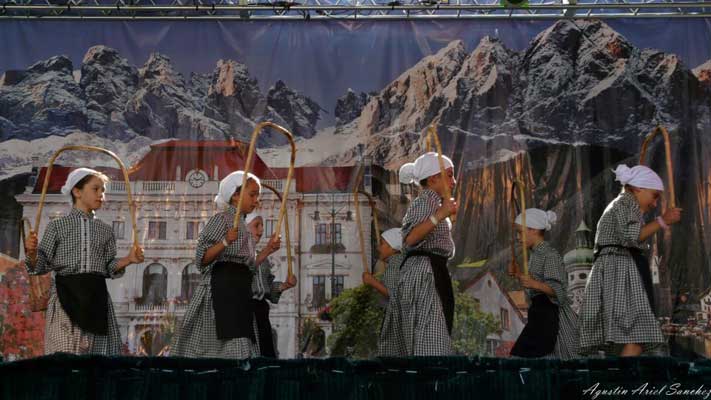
[2,354,711,399]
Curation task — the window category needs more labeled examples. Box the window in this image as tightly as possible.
[265,218,277,239]
[312,276,327,308]
[112,221,125,240]
[315,223,342,245]
[148,221,167,240]
[181,263,201,301]
[500,308,510,331]
[333,224,342,244]
[333,276,345,297]
[364,165,372,189]
[142,263,167,305]
[486,339,500,356]
[186,221,203,240]
[316,224,328,245]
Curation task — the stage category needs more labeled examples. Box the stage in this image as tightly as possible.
[2,354,710,399]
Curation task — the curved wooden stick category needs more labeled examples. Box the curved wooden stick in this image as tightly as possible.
[353,168,381,273]
[508,179,529,276]
[260,182,294,278]
[19,217,32,248]
[425,125,455,222]
[639,125,676,208]
[35,145,139,248]
[232,122,296,270]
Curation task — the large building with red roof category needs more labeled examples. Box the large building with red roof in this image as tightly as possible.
[15,139,396,358]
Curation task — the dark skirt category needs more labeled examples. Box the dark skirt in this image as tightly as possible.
[211,261,255,341]
[511,294,559,358]
[55,273,108,335]
[253,299,276,357]
[400,250,454,334]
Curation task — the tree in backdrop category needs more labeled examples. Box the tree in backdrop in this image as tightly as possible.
[327,279,500,357]
[327,283,383,358]
[451,280,500,355]
[0,264,45,360]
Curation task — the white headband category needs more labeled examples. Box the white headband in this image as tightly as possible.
[214,171,262,209]
[413,152,454,182]
[246,212,262,225]
[399,163,416,185]
[515,208,557,231]
[60,168,105,204]
[613,164,664,191]
[381,228,403,251]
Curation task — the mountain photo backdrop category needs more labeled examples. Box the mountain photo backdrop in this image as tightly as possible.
[1,18,710,359]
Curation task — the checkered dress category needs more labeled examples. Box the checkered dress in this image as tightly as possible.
[24,208,124,356]
[253,258,283,304]
[578,191,665,355]
[527,241,580,360]
[396,188,454,356]
[377,253,407,357]
[172,206,261,359]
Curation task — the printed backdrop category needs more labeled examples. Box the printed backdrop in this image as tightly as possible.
[1,19,711,359]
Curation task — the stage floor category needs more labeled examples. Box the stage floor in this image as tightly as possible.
[2,354,710,399]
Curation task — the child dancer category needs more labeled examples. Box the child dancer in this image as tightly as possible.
[246,212,296,358]
[24,168,144,355]
[362,228,406,357]
[172,171,279,359]
[509,209,579,360]
[579,165,682,357]
[397,152,457,356]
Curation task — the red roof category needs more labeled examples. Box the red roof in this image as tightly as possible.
[271,166,358,193]
[29,141,359,194]
[129,140,270,181]
[33,165,122,194]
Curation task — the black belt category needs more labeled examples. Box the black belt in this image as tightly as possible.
[595,245,655,313]
[400,250,454,335]
[55,273,108,335]
[211,261,255,341]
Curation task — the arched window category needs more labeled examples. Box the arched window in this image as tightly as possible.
[181,263,201,301]
[142,263,167,305]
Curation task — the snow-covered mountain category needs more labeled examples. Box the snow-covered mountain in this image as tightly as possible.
[322,20,709,168]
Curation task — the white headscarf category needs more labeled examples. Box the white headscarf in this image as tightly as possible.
[515,208,557,231]
[613,164,664,191]
[214,171,262,209]
[60,168,105,204]
[412,152,454,183]
[399,163,416,185]
[381,228,403,251]
[246,212,262,225]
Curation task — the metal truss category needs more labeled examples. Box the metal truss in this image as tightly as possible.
[0,0,710,20]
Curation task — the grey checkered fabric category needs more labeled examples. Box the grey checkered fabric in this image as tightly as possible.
[172,206,260,359]
[377,253,407,357]
[253,258,283,304]
[578,191,665,356]
[528,241,580,360]
[24,208,124,355]
[395,188,454,356]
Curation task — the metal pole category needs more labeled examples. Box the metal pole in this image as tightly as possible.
[331,194,336,299]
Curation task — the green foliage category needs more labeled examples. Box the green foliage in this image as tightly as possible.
[451,280,500,356]
[300,317,326,357]
[327,280,500,358]
[327,283,384,358]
